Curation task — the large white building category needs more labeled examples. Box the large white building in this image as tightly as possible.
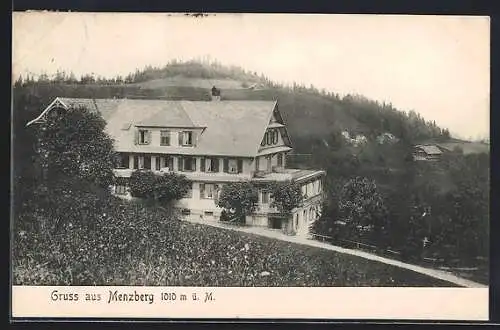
[28,94,325,237]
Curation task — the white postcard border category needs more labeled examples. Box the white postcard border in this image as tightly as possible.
[12,286,489,320]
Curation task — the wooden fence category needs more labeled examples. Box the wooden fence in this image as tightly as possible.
[310,232,401,257]
[309,232,483,270]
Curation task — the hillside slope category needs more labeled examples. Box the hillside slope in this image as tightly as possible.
[18,60,459,154]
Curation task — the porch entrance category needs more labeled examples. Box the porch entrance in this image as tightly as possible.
[268,217,282,230]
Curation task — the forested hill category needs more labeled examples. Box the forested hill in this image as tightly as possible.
[15,59,452,153]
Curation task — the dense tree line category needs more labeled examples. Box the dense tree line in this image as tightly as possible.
[15,59,448,145]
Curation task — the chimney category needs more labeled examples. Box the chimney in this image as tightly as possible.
[211,85,221,101]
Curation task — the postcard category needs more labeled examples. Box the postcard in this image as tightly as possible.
[11,12,490,321]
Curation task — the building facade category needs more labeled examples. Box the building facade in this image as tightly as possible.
[412,144,443,161]
[27,96,325,237]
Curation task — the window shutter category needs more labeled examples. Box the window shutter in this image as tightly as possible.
[146,131,152,144]
[200,158,206,172]
[178,157,184,171]
[192,132,197,146]
[237,159,243,173]
[155,157,161,171]
[223,158,229,173]
[214,158,220,172]
[214,184,219,204]
[134,130,139,145]
[200,183,205,198]
[144,155,151,169]
[192,158,197,171]
[178,132,183,146]
[168,157,174,170]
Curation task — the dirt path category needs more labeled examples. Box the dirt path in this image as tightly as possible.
[186,218,487,288]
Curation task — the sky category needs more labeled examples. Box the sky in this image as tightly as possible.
[12,13,490,139]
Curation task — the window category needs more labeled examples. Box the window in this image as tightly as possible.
[277,153,283,167]
[138,130,150,145]
[261,190,270,204]
[159,156,173,171]
[119,154,129,168]
[224,158,242,174]
[266,131,272,145]
[115,185,128,195]
[160,130,170,146]
[204,211,214,216]
[228,159,238,173]
[272,130,279,144]
[261,129,279,147]
[180,157,196,172]
[202,157,219,172]
[138,156,144,169]
[179,131,193,146]
[181,209,191,216]
[133,155,139,169]
[200,183,219,199]
[255,157,260,171]
[155,157,161,171]
[266,156,272,171]
[167,157,174,170]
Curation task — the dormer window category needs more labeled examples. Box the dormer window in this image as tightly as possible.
[261,129,279,147]
[49,107,65,119]
[137,129,151,145]
[160,130,171,146]
[179,131,193,146]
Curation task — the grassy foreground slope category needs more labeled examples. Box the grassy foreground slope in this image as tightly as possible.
[13,186,455,287]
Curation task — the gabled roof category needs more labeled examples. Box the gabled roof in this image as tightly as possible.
[28,97,280,158]
[414,145,442,155]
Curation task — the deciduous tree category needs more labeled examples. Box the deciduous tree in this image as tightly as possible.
[269,182,303,214]
[35,105,116,187]
[217,182,258,223]
[338,176,389,242]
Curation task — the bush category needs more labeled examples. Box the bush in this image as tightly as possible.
[129,170,157,199]
[129,170,190,202]
[269,181,303,214]
[217,182,258,223]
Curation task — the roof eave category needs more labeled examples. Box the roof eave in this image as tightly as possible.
[26,97,68,127]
